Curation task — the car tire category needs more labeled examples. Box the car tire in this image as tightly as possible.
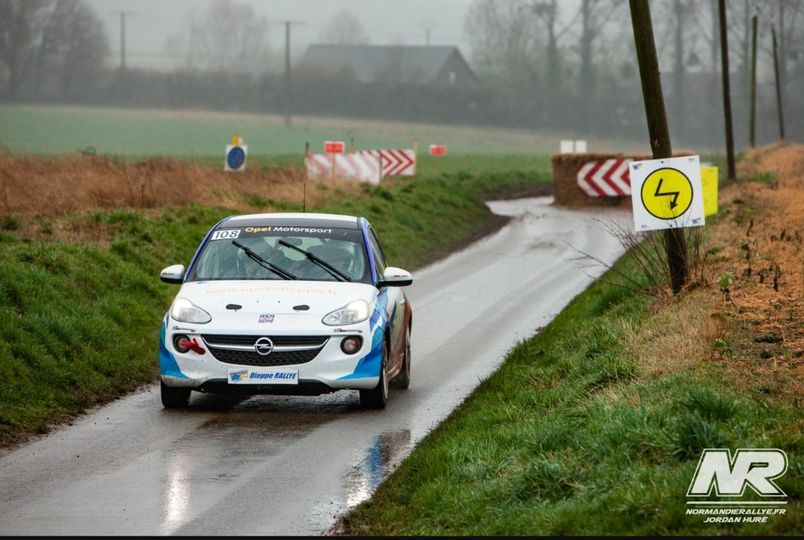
[390,329,411,390]
[359,341,389,410]
[161,381,191,409]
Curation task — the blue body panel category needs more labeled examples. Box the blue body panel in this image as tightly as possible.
[338,289,388,380]
[158,316,187,379]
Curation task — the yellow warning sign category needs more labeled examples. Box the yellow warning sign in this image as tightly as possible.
[640,167,694,220]
[630,155,704,232]
[701,166,718,217]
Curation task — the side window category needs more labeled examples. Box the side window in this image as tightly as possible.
[367,228,387,275]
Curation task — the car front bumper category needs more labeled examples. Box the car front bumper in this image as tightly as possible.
[158,315,384,392]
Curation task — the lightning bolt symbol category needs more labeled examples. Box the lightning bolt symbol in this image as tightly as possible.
[654,177,680,209]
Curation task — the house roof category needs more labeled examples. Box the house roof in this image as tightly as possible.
[298,44,476,83]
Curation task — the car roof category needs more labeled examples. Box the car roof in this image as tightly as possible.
[220,212,361,229]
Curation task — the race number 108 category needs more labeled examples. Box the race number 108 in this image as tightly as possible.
[211,229,241,241]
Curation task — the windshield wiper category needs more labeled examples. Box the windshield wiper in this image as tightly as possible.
[232,240,297,280]
[277,240,352,282]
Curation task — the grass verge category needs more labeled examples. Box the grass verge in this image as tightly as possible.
[339,257,801,536]
[0,158,551,446]
[338,144,804,535]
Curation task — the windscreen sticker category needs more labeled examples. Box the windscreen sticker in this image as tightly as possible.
[210,229,241,241]
[240,226,334,236]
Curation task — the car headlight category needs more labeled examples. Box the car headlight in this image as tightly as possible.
[322,300,371,326]
[170,298,212,324]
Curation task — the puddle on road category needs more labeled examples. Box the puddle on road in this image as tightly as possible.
[309,430,412,533]
[344,430,412,508]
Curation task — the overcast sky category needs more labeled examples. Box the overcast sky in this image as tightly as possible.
[86,0,475,70]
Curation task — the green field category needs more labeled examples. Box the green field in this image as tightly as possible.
[0,104,648,157]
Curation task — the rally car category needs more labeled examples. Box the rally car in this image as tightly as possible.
[157,213,413,410]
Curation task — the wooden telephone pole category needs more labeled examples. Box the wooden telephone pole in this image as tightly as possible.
[772,26,785,140]
[111,11,136,73]
[749,14,758,147]
[276,20,304,129]
[628,0,688,293]
[718,0,736,181]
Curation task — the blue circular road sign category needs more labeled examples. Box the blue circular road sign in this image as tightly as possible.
[227,146,246,170]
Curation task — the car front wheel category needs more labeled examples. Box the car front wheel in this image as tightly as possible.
[359,342,389,409]
[161,381,191,409]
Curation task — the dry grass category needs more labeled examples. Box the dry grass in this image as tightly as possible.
[623,289,728,377]
[625,142,803,399]
[0,154,347,220]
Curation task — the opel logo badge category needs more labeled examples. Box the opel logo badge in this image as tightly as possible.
[254,337,274,356]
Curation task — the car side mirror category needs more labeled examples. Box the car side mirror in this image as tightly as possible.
[160,264,186,284]
[378,267,412,288]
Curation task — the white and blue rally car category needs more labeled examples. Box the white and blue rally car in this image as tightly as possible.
[158,213,413,409]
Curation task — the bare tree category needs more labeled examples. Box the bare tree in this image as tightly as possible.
[763,1,803,112]
[320,11,369,45]
[573,0,624,129]
[50,0,108,99]
[0,0,107,100]
[671,0,693,135]
[165,0,271,75]
[533,0,563,95]
[0,0,53,98]
[463,0,541,83]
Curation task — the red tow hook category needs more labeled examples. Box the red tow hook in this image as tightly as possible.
[178,337,206,355]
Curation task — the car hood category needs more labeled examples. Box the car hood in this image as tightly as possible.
[175,280,379,324]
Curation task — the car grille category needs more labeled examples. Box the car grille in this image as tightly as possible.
[200,335,330,367]
[206,348,322,367]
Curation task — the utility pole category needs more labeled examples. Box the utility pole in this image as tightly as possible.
[187,12,198,70]
[771,26,785,140]
[111,11,136,73]
[628,0,688,294]
[275,20,303,129]
[672,0,686,137]
[749,14,758,147]
[422,21,436,46]
[718,0,736,181]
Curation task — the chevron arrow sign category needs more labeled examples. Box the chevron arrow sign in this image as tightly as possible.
[577,158,633,197]
[369,149,417,177]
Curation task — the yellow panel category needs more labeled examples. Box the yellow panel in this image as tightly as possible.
[701,166,718,217]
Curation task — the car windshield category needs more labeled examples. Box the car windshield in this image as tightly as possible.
[188,225,370,283]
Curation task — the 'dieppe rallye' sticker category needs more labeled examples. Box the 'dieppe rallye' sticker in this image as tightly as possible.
[228,368,299,385]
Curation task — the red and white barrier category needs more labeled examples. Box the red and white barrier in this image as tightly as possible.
[305,152,382,184]
[577,158,632,197]
[305,148,416,183]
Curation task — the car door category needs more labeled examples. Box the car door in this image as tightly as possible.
[367,227,405,371]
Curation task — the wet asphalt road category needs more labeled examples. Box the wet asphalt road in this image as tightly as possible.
[0,197,627,535]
